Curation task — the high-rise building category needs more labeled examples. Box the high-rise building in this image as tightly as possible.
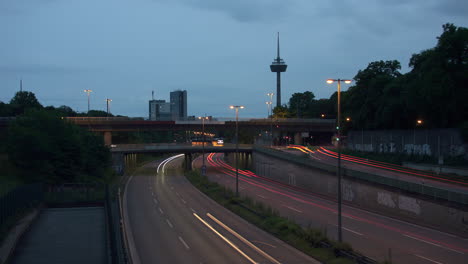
[149,99,171,120]
[170,90,187,121]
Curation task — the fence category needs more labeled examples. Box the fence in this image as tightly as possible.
[254,146,468,205]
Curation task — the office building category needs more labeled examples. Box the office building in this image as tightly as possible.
[170,90,187,121]
[149,99,171,121]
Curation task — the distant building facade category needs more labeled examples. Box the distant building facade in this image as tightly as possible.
[170,90,187,121]
[149,99,171,121]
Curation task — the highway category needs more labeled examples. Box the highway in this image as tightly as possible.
[203,153,468,264]
[123,155,318,264]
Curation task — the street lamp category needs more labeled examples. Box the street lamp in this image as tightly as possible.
[326,78,352,242]
[230,105,244,197]
[198,116,209,175]
[84,89,92,114]
[106,98,112,117]
[267,93,274,146]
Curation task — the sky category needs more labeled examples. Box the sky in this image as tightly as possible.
[1,0,467,118]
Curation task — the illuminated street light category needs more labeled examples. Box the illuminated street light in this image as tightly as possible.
[267,93,274,146]
[321,114,326,118]
[326,78,352,242]
[198,116,209,175]
[417,119,423,125]
[230,105,244,197]
[346,117,351,122]
[84,89,92,113]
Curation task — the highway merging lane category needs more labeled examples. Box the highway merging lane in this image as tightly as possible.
[123,155,318,264]
[204,153,468,264]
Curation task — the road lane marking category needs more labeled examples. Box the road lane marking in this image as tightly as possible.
[158,207,164,214]
[153,198,158,204]
[190,208,196,213]
[343,227,363,236]
[178,236,190,250]
[257,195,267,199]
[176,192,180,197]
[283,205,302,213]
[414,254,443,264]
[193,213,256,264]
[404,234,464,254]
[166,219,173,228]
[181,198,187,204]
[252,240,277,248]
[207,213,281,264]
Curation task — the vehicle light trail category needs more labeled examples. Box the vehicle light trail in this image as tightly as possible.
[204,152,468,254]
[314,147,468,186]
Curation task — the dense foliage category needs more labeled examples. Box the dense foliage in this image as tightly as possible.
[273,23,468,131]
[1,92,111,184]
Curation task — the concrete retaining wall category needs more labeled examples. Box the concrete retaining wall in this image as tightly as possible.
[346,128,467,160]
[252,150,468,237]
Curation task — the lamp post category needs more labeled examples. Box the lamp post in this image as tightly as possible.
[267,93,274,145]
[84,89,92,114]
[230,105,244,197]
[106,98,112,117]
[199,116,209,175]
[326,78,352,242]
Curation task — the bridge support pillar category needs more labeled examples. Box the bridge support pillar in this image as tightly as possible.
[112,153,125,175]
[185,153,192,171]
[104,131,112,146]
[294,132,302,145]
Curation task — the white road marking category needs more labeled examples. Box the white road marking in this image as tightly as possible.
[176,192,180,197]
[343,227,363,236]
[193,213,256,264]
[166,219,173,228]
[153,198,158,204]
[207,213,281,264]
[158,207,164,214]
[414,254,443,264]
[257,195,267,199]
[181,198,187,204]
[252,240,277,248]
[284,205,302,213]
[190,208,196,213]
[404,234,464,254]
[178,236,190,250]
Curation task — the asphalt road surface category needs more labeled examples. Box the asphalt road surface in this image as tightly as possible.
[203,153,468,264]
[123,156,318,264]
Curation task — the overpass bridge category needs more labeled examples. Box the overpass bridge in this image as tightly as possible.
[111,143,253,173]
[65,117,336,145]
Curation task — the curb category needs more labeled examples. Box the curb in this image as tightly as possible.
[0,206,42,264]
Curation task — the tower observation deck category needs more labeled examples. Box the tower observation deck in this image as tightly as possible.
[270,32,287,108]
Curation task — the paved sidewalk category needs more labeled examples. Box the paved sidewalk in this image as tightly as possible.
[10,207,107,264]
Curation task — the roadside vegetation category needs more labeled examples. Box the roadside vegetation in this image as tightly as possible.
[186,170,386,264]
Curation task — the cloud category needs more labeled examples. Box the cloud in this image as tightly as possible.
[157,0,293,22]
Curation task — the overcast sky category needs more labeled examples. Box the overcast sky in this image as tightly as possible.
[1,0,467,118]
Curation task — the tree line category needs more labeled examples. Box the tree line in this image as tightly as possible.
[273,23,467,135]
[1,91,112,185]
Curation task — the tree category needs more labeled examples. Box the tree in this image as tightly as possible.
[7,109,110,184]
[9,91,42,116]
[288,91,315,118]
[272,105,291,118]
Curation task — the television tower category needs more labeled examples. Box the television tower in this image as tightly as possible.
[270,32,287,107]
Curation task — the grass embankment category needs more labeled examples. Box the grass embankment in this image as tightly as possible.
[186,170,384,264]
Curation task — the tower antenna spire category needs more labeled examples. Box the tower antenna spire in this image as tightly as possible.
[152,90,154,100]
[277,32,280,60]
[20,79,23,92]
